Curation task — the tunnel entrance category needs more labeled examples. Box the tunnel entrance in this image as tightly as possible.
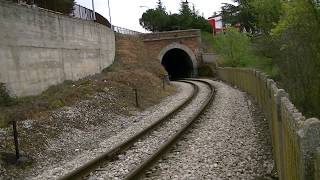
[161,48,194,80]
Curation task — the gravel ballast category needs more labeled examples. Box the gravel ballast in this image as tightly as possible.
[87,81,211,179]
[27,81,193,180]
[143,80,275,180]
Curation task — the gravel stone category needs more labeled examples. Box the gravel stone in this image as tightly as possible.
[28,82,193,180]
[87,81,211,179]
[143,80,275,180]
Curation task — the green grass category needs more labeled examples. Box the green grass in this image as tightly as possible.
[201,28,279,79]
[201,31,216,53]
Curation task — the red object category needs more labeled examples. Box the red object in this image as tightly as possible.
[208,19,216,35]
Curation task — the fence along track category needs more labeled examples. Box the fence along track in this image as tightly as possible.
[58,81,200,180]
[124,79,215,179]
[218,67,320,180]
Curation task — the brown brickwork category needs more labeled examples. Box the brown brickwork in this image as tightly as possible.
[141,29,202,65]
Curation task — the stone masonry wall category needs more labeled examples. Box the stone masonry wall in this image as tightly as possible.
[141,29,202,63]
[0,1,115,96]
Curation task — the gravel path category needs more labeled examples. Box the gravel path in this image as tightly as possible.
[87,81,211,179]
[29,81,193,180]
[143,80,275,180]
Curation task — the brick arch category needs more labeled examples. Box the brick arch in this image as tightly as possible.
[158,43,198,77]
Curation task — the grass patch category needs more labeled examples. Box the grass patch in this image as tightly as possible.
[201,28,279,79]
[201,31,215,53]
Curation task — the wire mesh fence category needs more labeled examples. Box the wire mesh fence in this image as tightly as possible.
[113,26,141,35]
[71,4,94,21]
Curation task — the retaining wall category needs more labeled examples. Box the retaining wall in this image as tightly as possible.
[218,67,320,180]
[0,0,115,96]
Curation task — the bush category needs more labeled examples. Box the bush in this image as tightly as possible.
[0,83,13,106]
[211,28,279,79]
[213,28,255,67]
[198,64,215,77]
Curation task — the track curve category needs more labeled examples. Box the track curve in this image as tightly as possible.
[58,79,214,180]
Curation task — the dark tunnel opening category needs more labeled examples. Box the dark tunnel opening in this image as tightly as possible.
[161,48,194,80]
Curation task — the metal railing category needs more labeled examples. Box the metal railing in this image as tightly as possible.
[9,1,102,22]
[113,26,141,35]
[70,4,94,21]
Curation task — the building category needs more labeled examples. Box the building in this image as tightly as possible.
[208,15,241,36]
[208,15,223,35]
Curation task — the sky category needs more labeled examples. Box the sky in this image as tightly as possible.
[75,0,235,32]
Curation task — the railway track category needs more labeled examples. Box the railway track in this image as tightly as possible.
[58,79,215,180]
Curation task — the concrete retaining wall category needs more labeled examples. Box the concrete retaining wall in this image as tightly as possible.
[0,0,115,96]
[202,53,217,64]
[218,67,320,180]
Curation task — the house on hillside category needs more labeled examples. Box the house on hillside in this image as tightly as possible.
[208,15,240,36]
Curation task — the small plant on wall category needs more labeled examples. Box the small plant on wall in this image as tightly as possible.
[0,83,13,107]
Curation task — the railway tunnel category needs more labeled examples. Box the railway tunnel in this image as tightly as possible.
[161,48,195,80]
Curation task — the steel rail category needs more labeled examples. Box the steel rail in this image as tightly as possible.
[124,79,215,179]
[58,81,198,180]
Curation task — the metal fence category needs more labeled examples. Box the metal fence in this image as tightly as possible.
[113,26,141,35]
[11,1,95,21]
[70,4,94,21]
[8,0,143,32]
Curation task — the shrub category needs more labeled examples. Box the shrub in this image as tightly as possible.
[213,28,255,67]
[0,83,13,106]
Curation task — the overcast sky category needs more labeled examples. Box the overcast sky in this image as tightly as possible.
[75,0,235,32]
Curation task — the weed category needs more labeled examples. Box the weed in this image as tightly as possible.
[0,83,14,107]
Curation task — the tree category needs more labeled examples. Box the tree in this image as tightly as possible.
[139,0,211,32]
[213,28,253,67]
[139,8,170,32]
[179,0,192,16]
[156,0,165,12]
[249,0,282,34]
[270,0,320,117]
[221,0,255,32]
[139,0,170,32]
[218,0,320,117]
[9,0,75,14]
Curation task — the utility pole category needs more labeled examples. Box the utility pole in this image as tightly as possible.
[92,0,96,20]
[108,0,112,28]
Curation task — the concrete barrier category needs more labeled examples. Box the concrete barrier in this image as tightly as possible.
[218,67,320,180]
[0,0,115,96]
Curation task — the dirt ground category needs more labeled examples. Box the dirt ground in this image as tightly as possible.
[0,34,176,179]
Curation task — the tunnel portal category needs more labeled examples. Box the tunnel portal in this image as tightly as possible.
[161,48,194,80]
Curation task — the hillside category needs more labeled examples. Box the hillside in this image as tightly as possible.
[0,34,176,178]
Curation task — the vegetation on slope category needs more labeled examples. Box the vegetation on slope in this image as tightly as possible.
[212,0,320,118]
[0,35,175,128]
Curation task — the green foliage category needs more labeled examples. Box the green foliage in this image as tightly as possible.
[8,0,75,14]
[249,0,282,34]
[217,0,320,118]
[213,28,253,67]
[0,83,13,107]
[270,0,320,117]
[201,31,215,53]
[39,0,75,14]
[206,28,278,78]
[198,64,215,77]
[139,0,211,32]
[139,8,170,32]
[221,0,255,32]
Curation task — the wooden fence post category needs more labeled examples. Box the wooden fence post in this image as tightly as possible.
[299,118,320,179]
